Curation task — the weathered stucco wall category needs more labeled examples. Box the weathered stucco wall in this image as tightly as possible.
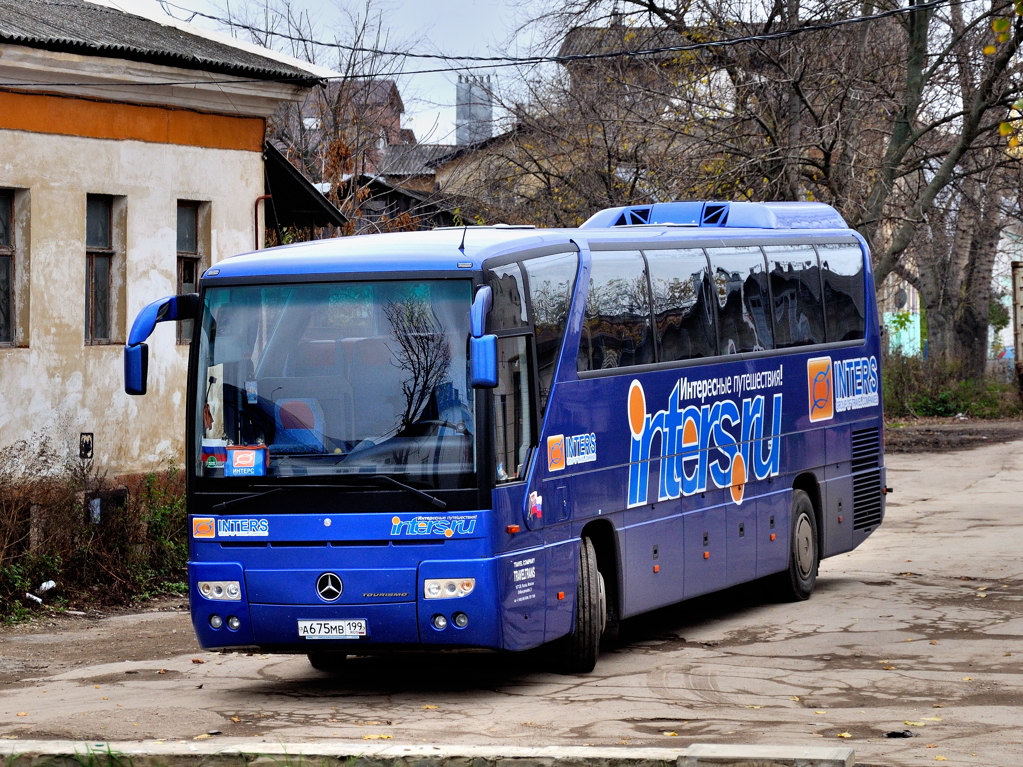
[0,125,264,473]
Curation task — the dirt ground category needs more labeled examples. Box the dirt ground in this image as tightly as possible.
[884,415,1023,452]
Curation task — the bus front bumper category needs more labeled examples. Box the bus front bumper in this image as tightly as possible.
[188,559,505,653]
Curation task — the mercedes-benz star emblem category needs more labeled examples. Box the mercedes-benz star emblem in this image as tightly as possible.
[316,572,343,602]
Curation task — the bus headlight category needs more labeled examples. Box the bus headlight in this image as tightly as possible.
[423,578,475,599]
[198,580,242,601]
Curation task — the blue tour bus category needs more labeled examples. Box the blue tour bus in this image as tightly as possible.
[125,200,886,673]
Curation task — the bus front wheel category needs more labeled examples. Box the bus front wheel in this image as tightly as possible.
[773,489,818,601]
[554,536,606,674]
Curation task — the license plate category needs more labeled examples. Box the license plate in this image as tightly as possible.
[297,619,367,639]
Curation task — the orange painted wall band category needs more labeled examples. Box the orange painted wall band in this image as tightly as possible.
[0,89,264,151]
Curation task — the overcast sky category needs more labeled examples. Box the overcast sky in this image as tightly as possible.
[101,0,546,143]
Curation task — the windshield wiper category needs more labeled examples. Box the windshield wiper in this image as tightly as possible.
[335,474,447,509]
[212,486,284,512]
[213,477,447,511]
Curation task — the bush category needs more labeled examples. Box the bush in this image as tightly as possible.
[0,433,187,622]
[883,352,1022,419]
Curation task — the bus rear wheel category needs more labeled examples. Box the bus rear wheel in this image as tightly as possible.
[554,536,606,674]
[307,652,348,673]
[773,489,818,601]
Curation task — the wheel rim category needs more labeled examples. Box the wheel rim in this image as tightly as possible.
[794,513,815,579]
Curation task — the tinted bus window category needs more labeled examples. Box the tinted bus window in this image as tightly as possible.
[818,242,866,342]
[647,248,716,361]
[580,250,654,371]
[707,246,773,353]
[764,244,825,347]
[487,262,528,331]
[523,252,577,411]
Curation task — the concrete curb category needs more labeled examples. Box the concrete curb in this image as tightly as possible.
[0,741,855,767]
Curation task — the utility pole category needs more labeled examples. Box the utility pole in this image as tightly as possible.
[1012,261,1023,401]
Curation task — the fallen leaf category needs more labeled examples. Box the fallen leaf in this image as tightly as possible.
[191,658,206,664]
[790,696,800,702]
[814,710,828,715]
[230,717,240,723]
[745,705,763,709]
[662,731,678,736]
[935,757,948,762]
[922,716,942,722]
[362,734,392,740]
[962,677,973,681]
[422,705,438,710]
[193,734,212,741]
[905,721,926,727]
[927,744,938,748]
[883,665,897,670]
[837,732,852,738]
[929,641,939,645]
[15,713,27,718]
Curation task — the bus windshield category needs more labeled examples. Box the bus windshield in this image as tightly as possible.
[194,279,475,488]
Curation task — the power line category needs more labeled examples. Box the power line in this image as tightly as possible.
[154,0,957,66]
[0,0,966,89]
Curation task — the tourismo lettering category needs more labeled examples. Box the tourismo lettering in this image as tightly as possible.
[627,379,782,508]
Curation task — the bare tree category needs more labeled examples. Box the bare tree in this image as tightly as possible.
[478,0,1023,376]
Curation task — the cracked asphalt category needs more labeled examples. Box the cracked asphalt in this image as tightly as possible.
[2,441,1021,767]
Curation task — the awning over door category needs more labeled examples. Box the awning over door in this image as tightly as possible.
[263,141,347,230]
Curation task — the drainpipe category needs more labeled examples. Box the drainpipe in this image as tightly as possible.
[254,194,272,250]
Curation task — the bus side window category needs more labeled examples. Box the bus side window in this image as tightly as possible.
[646,249,717,362]
[707,246,773,354]
[494,336,533,483]
[579,250,653,371]
[522,252,577,413]
[818,243,866,342]
[764,244,826,348]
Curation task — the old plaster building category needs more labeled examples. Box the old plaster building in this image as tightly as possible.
[0,0,341,472]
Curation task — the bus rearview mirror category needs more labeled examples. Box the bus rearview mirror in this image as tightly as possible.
[124,343,149,395]
[470,335,497,388]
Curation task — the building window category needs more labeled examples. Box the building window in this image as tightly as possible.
[177,201,208,344]
[85,195,114,344]
[0,190,13,345]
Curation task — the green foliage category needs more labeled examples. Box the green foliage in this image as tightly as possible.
[0,434,187,622]
[989,296,1011,334]
[883,352,1022,419]
[887,310,914,334]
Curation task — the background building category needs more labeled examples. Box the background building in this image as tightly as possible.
[0,0,340,472]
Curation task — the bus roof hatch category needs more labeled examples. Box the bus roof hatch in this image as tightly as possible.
[580,200,849,230]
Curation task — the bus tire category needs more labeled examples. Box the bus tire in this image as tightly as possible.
[774,489,818,601]
[307,652,347,673]
[555,536,606,674]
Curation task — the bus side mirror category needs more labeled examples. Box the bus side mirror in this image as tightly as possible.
[124,293,198,395]
[470,335,498,388]
[124,343,149,395]
[470,285,492,338]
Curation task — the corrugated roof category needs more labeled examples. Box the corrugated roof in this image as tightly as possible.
[381,143,456,177]
[0,0,319,82]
